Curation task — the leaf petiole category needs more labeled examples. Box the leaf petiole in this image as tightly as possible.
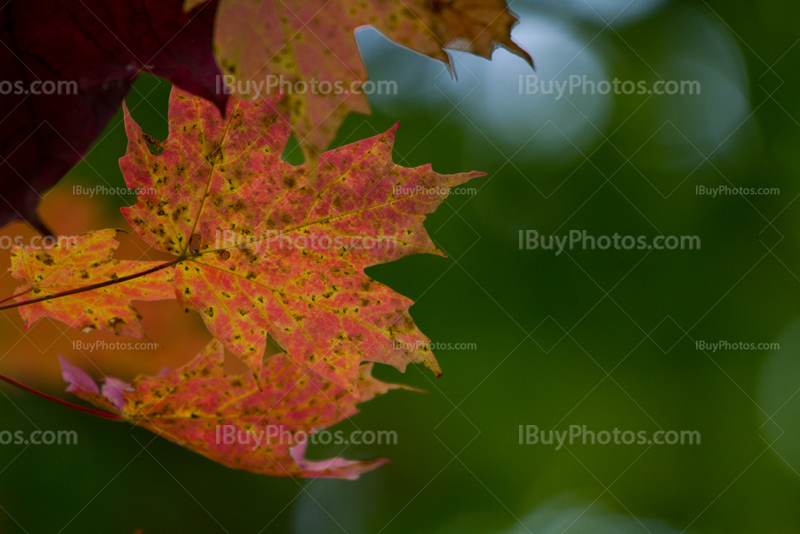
[0,373,123,421]
[0,257,184,312]
[0,287,32,305]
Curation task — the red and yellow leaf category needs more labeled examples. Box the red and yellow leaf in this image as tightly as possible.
[60,341,406,478]
[185,0,532,160]
[116,86,483,394]
[9,229,175,338]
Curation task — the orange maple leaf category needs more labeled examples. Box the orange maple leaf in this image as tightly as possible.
[60,340,410,478]
[185,0,532,160]
[10,86,483,396]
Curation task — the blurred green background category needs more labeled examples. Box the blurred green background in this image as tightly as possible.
[2,0,800,532]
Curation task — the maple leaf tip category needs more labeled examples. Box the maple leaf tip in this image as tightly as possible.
[399,383,427,394]
[383,122,401,143]
[433,247,448,258]
[444,52,459,82]
[513,47,535,70]
[59,356,99,395]
[120,99,143,150]
[505,6,535,69]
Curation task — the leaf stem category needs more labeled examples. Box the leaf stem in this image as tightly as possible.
[0,373,123,421]
[0,257,183,312]
[0,287,32,305]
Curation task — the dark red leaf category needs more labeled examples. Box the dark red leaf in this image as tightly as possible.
[0,0,225,230]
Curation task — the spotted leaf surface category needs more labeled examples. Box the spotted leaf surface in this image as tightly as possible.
[185,0,532,161]
[119,85,483,394]
[60,340,405,478]
[9,229,175,338]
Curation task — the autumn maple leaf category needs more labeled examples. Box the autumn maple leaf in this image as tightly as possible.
[9,229,175,338]
[121,86,483,393]
[184,0,532,161]
[60,340,408,478]
[0,0,223,230]
[9,85,483,396]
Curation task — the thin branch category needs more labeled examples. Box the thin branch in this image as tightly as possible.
[0,257,183,312]
[0,373,124,421]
